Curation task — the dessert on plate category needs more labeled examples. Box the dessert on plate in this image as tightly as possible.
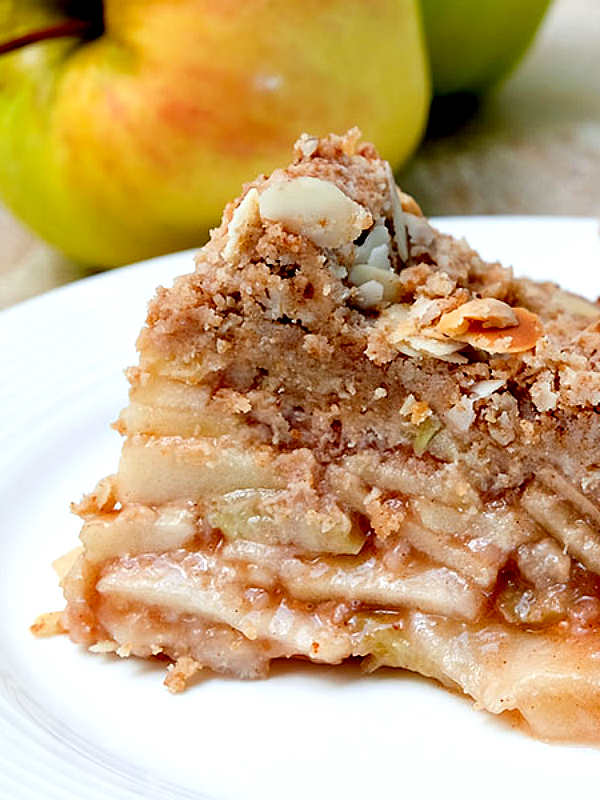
[38,130,600,742]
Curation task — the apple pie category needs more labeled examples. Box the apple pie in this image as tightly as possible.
[46,130,600,743]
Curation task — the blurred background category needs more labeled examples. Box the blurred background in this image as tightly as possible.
[0,0,598,309]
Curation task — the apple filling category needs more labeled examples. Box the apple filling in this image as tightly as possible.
[60,417,600,744]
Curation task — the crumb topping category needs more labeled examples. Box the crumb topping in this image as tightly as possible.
[136,129,600,499]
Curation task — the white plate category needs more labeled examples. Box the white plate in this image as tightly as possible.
[1,217,600,800]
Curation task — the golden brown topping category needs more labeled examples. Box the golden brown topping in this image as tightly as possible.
[437,300,542,354]
[258,176,372,248]
[437,298,519,336]
[465,307,542,354]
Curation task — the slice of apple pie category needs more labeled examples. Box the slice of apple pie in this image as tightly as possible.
[51,130,600,743]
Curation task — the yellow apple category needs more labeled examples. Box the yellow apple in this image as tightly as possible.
[0,0,430,266]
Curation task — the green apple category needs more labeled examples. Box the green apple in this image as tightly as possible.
[0,0,430,266]
[420,0,552,95]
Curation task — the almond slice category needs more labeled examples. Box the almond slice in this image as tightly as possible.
[470,379,505,398]
[223,188,261,261]
[354,222,391,265]
[258,176,372,249]
[349,263,402,303]
[367,243,392,270]
[437,298,519,336]
[355,279,385,309]
[385,162,408,262]
[403,335,467,363]
[439,305,542,354]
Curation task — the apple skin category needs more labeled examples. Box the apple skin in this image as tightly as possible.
[0,0,430,266]
[420,0,552,95]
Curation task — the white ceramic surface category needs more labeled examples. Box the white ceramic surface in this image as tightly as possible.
[1,217,600,800]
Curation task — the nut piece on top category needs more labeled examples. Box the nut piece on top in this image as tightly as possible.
[219,132,543,364]
[258,176,373,249]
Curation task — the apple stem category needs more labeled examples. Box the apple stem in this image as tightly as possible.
[0,19,95,56]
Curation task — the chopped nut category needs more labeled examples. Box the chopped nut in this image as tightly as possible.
[258,176,372,249]
[366,243,391,271]
[400,335,467,363]
[354,222,391,268]
[223,188,261,261]
[470,379,505,399]
[368,304,468,362]
[349,263,402,303]
[468,307,542,354]
[355,279,384,309]
[484,393,519,445]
